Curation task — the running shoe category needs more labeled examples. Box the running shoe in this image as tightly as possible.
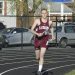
[37,71,42,75]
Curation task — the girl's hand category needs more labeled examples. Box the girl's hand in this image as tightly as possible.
[52,36,55,40]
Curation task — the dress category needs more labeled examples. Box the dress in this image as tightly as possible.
[34,18,51,49]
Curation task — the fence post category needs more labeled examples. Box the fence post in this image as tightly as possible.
[56,16,58,47]
[21,16,23,50]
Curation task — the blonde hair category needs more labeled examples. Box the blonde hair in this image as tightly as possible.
[41,8,48,12]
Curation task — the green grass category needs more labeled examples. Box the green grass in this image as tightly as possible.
[65,70,75,75]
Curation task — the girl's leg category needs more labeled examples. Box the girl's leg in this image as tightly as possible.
[35,49,40,61]
[38,47,46,72]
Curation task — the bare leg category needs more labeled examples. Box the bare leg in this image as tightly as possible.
[35,50,40,62]
[38,47,46,72]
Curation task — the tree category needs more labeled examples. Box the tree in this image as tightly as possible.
[7,0,42,27]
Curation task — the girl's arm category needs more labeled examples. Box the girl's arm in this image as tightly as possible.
[31,19,39,36]
[31,19,43,37]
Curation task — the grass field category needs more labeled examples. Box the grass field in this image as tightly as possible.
[65,70,75,75]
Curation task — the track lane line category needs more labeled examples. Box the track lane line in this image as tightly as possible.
[0,60,75,75]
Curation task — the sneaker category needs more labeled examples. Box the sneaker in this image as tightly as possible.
[37,71,42,75]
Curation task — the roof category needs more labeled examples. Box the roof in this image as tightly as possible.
[34,2,73,16]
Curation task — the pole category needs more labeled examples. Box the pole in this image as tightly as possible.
[56,16,58,47]
[4,0,7,15]
[61,3,64,21]
[20,0,23,50]
[72,0,75,22]
[47,3,50,20]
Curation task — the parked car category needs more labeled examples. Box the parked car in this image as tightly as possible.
[48,22,75,48]
[0,22,6,30]
[1,27,34,47]
[0,34,2,50]
[0,31,6,50]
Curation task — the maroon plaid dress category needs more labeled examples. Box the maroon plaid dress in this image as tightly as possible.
[34,19,51,49]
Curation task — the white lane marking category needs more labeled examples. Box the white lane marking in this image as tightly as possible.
[45,60,75,64]
[0,55,73,64]
[0,55,69,61]
[45,58,67,60]
[0,56,75,66]
[0,60,75,75]
[1,50,34,52]
[2,54,68,58]
[45,54,69,56]
[1,52,34,54]
[0,64,37,75]
[1,54,34,56]
[1,52,75,56]
[2,48,34,51]
[0,60,36,66]
[1,51,74,61]
[1,55,34,57]
[46,56,75,59]
[0,54,70,61]
[2,54,34,57]
[0,59,75,70]
[0,59,75,65]
[46,52,75,55]
[0,57,35,62]
[0,57,35,61]
[42,64,75,74]
[2,56,35,59]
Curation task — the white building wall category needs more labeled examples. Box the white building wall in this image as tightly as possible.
[0,0,16,28]
[0,17,16,28]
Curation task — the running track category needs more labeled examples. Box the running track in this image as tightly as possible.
[0,46,75,75]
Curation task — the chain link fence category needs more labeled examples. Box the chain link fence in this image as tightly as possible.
[0,15,75,49]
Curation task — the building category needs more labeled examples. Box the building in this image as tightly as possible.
[0,0,16,28]
[0,0,74,28]
[34,2,73,21]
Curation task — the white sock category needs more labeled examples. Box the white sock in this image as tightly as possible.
[38,65,43,72]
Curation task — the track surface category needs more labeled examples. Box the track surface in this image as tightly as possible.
[0,46,75,75]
